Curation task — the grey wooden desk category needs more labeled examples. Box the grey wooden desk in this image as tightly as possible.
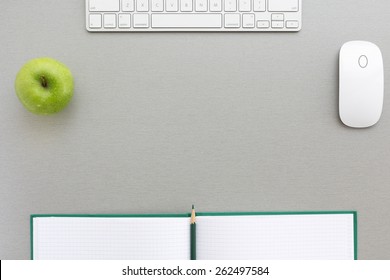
[0,0,389,259]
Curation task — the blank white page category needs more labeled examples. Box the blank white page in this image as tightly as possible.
[33,217,190,260]
[197,214,355,260]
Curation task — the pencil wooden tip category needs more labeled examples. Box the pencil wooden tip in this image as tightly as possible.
[191,205,196,224]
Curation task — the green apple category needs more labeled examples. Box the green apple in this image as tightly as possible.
[15,57,74,115]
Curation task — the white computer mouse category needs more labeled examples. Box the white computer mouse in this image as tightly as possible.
[339,41,384,128]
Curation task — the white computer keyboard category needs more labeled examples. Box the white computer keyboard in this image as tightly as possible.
[86,0,301,32]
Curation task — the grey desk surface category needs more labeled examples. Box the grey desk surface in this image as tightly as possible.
[0,0,389,259]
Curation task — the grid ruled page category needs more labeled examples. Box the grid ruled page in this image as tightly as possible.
[197,214,355,260]
[33,217,190,260]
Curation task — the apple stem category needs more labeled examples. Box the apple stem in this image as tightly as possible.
[40,76,48,88]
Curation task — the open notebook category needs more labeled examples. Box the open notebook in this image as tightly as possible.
[31,212,357,260]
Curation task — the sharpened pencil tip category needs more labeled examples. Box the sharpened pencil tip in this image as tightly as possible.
[192,204,194,209]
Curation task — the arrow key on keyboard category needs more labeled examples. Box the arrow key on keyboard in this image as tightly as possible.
[271,21,284,28]
[286,20,299,28]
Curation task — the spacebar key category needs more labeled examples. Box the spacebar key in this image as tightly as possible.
[152,14,222,28]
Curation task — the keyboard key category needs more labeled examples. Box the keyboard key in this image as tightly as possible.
[89,0,120,12]
[224,0,237,12]
[239,0,251,12]
[151,14,222,28]
[268,0,299,12]
[286,20,299,28]
[181,0,193,11]
[134,13,149,27]
[119,14,131,28]
[136,0,149,11]
[224,13,240,28]
[89,14,102,28]
[104,13,116,28]
[257,20,269,28]
[152,0,164,11]
[271,21,283,28]
[242,13,255,28]
[195,0,208,12]
[253,0,266,12]
[209,0,222,12]
[271,13,284,21]
[122,0,135,11]
[166,0,179,11]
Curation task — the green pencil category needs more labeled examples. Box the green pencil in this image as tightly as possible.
[190,205,196,260]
